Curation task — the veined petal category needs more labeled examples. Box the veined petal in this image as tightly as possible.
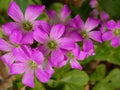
[1,52,15,67]
[32,49,44,65]
[21,32,33,44]
[34,20,50,34]
[10,63,26,74]
[50,49,65,68]
[106,20,116,30]
[8,2,24,22]
[9,29,22,44]
[35,68,50,83]
[72,44,80,57]
[33,27,48,43]
[89,31,102,43]
[58,37,75,50]
[102,31,113,41]
[50,24,65,39]
[60,5,71,22]
[70,59,82,70]
[25,5,45,21]
[85,18,99,32]
[0,38,13,52]
[22,69,34,88]
[2,22,20,35]
[110,37,120,48]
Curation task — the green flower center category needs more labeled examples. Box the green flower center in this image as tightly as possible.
[114,29,120,36]
[47,40,57,50]
[22,21,33,31]
[81,31,88,39]
[67,52,75,59]
[29,60,38,69]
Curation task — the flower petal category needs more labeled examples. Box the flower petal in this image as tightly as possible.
[106,20,116,30]
[25,5,45,21]
[89,31,102,43]
[21,32,33,44]
[102,31,113,41]
[70,59,82,70]
[58,37,75,50]
[50,24,65,39]
[0,38,13,52]
[2,22,20,35]
[85,18,99,32]
[10,63,26,74]
[32,49,44,65]
[34,20,50,34]
[35,68,50,83]
[38,45,50,55]
[78,51,87,60]
[8,2,24,22]
[100,11,109,21]
[33,27,48,43]
[110,37,120,48]
[22,69,34,88]
[72,44,80,57]
[60,5,71,22]
[1,52,15,67]
[50,49,65,68]
[9,29,22,44]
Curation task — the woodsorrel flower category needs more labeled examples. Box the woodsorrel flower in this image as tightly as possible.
[34,24,75,68]
[10,45,54,88]
[102,20,120,47]
[66,44,87,70]
[46,5,71,25]
[2,2,50,44]
[70,15,102,56]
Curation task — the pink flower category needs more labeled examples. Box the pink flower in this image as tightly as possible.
[34,24,75,68]
[2,2,50,44]
[102,20,120,47]
[10,45,54,88]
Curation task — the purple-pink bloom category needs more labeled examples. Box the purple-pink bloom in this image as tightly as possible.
[102,20,120,47]
[46,5,71,25]
[2,2,49,44]
[34,24,75,68]
[10,45,54,88]
[66,44,87,70]
[70,15,101,55]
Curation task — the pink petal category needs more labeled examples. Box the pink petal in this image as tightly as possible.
[90,0,98,8]
[72,44,80,57]
[70,59,82,70]
[85,17,99,32]
[50,24,65,39]
[2,22,20,35]
[22,69,34,88]
[25,5,45,21]
[1,52,15,67]
[34,20,50,34]
[110,37,120,48]
[9,30,22,44]
[38,45,50,55]
[8,2,24,22]
[100,11,109,21]
[21,32,33,44]
[58,37,75,50]
[106,20,116,30]
[89,31,102,43]
[83,39,94,52]
[0,38,13,52]
[32,49,44,65]
[35,68,50,83]
[78,51,87,60]
[116,20,120,28]
[102,31,113,41]
[50,49,65,68]
[60,5,71,22]
[33,27,48,43]
[10,63,26,74]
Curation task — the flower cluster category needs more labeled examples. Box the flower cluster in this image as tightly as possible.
[0,1,119,88]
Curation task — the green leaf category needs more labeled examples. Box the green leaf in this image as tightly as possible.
[90,64,106,82]
[0,0,11,11]
[63,84,85,90]
[14,0,29,12]
[93,69,120,90]
[98,0,120,20]
[60,70,89,86]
